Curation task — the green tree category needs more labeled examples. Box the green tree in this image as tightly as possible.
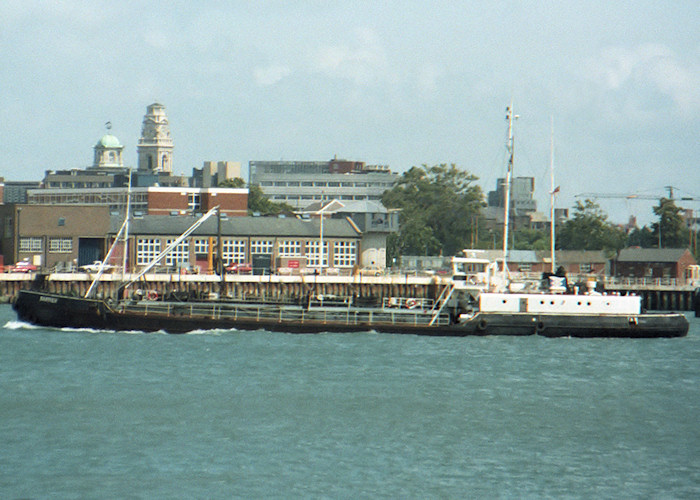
[219,178,295,215]
[382,164,484,261]
[627,225,655,248]
[218,177,246,188]
[556,199,626,252]
[513,227,550,250]
[651,198,689,248]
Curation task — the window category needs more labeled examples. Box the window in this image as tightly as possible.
[58,217,65,226]
[278,240,301,257]
[305,241,328,267]
[334,241,356,267]
[19,237,42,252]
[188,193,201,211]
[165,239,190,267]
[49,238,72,253]
[580,263,593,273]
[222,239,246,264]
[251,240,273,255]
[136,238,161,265]
[194,239,209,255]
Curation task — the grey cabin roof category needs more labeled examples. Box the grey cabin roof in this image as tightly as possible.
[616,248,690,263]
[110,214,362,239]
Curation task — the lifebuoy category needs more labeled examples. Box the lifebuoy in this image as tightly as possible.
[536,321,545,333]
[405,298,418,309]
[147,290,159,301]
[477,318,488,331]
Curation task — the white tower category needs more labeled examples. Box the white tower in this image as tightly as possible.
[137,102,173,173]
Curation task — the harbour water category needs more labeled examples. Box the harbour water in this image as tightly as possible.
[1,305,698,498]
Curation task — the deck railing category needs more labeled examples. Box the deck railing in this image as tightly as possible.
[120,300,452,327]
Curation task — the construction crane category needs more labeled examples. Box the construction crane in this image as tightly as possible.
[576,186,687,201]
[576,186,698,252]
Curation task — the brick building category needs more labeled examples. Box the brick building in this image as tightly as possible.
[612,248,697,279]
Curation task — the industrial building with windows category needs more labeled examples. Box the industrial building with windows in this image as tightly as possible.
[248,159,398,209]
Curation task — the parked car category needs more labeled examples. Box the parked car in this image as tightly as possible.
[226,262,253,274]
[359,265,384,276]
[9,260,37,273]
[79,261,115,273]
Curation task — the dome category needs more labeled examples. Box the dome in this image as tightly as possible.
[96,134,122,148]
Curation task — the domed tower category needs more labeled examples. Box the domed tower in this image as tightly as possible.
[91,123,124,169]
[137,102,173,173]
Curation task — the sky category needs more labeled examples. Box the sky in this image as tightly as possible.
[1,1,699,225]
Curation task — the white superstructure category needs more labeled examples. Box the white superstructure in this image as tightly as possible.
[480,292,642,315]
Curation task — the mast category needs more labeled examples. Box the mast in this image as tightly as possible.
[123,206,220,290]
[502,103,518,283]
[122,168,132,278]
[549,116,556,273]
[85,168,133,299]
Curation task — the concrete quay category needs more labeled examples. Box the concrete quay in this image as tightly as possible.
[0,272,448,305]
[603,277,699,312]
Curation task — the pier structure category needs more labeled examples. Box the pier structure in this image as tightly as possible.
[603,277,698,312]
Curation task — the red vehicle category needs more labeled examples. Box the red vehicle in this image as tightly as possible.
[9,260,37,273]
[226,262,253,274]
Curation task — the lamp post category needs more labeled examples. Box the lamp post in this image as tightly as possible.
[15,206,22,264]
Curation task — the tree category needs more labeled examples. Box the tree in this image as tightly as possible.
[627,225,656,248]
[556,199,627,252]
[382,164,484,261]
[651,198,689,248]
[218,177,246,188]
[219,178,295,215]
[513,227,550,250]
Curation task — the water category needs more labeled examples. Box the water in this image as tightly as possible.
[1,305,698,499]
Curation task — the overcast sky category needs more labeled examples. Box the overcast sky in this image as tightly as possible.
[2,1,698,225]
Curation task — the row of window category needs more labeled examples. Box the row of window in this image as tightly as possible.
[46,182,114,189]
[135,238,357,268]
[271,194,382,201]
[19,237,358,268]
[260,181,394,188]
[20,237,73,253]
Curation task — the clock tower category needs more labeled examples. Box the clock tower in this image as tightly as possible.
[137,102,174,173]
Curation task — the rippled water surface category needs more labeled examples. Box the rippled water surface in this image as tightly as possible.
[1,305,698,498]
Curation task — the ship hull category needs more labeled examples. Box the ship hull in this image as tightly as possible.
[12,290,689,338]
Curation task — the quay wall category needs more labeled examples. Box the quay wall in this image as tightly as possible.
[0,273,696,312]
[0,273,446,305]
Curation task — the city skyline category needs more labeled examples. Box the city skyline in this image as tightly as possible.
[2,1,698,225]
